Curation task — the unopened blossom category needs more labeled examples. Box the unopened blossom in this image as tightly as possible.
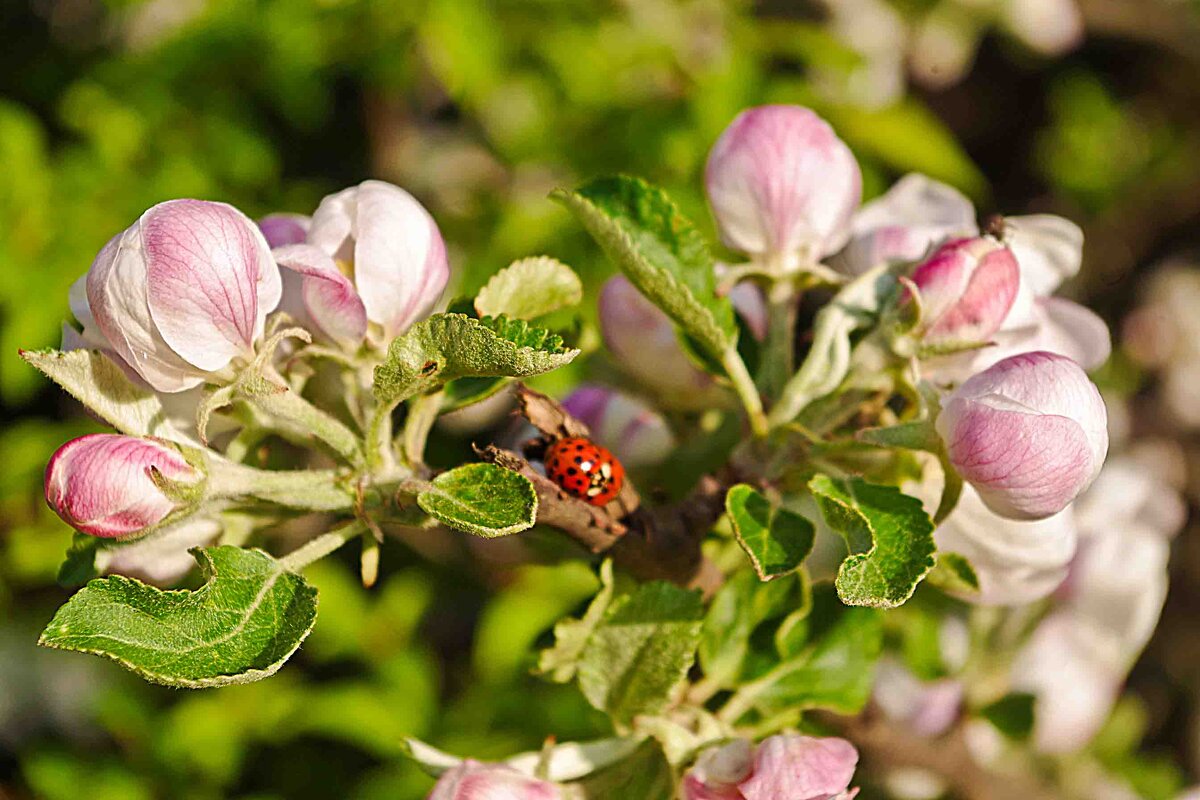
[910,237,1020,346]
[683,734,859,800]
[935,483,1078,605]
[562,385,675,468]
[302,179,449,342]
[706,105,861,268]
[834,174,978,276]
[937,351,1108,520]
[426,759,561,800]
[45,434,201,539]
[85,199,282,393]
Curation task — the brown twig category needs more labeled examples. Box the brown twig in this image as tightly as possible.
[483,386,726,594]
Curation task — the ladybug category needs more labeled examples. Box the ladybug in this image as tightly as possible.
[544,437,624,506]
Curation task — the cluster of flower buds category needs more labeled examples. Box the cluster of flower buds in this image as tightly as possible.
[46,178,452,583]
[682,734,859,800]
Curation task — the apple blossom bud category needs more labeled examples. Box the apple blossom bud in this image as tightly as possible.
[257,213,310,248]
[273,244,369,348]
[427,760,561,800]
[911,237,1020,345]
[307,180,448,340]
[683,735,859,800]
[598,276,727,410]
[937,351,1108,520]
[86,199,282,392]
[562,384,676,468]
[45,434,201,538]
[706,105,861,265]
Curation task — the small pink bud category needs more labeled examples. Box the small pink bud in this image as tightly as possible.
[427,760,562,800]
[937,351,1108,520]
[45,434,201,539]
[683,735,859,800]
[911,237,1020,345]
[86,199,282,392]
[562,384,675,467]
[307,180,449,340]
[257,213,310,248]
[706,105,861,264]
[273,244,369,348]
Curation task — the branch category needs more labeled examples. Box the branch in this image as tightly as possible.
[484,386,726,594]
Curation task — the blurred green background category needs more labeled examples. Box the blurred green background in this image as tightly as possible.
[4,1,1200,798]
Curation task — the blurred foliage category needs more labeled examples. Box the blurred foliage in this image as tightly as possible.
[3,0,1200,798]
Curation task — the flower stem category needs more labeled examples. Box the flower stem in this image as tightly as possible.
[757,278,798,401]
[249,382,364,466]
[402,390,444,467]
[280,520,367,572]
[208,460,356,511]
[722,346,769,437]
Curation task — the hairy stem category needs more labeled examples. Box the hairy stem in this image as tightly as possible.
[208,460,356,511]
[722,346,769,437]
[280,520,368,572]
[249,383,364,466]
[757,278,798,401]
[403,390,444,467]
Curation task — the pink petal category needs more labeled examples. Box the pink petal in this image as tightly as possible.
[563,384,676,468]
[273,244,368,348]
[1037,297,1111,370]
[143,199,281,371]
[706,105,861,261]
[427,760,561,800]
[257,213,311,248]
[739,734,858,800]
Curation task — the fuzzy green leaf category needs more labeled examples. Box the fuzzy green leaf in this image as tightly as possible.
[699,570,806,690]
[577,581,704,724]
[38,546,317,688]
[810,475,936,609]
[474,256,583,320]
[373,312,579,407]
[927,551,980,594]
[538,560,617,683]
[21,348,192,443]
[551,176,736,360]
[726,484,816,581]
[418,463,538,538]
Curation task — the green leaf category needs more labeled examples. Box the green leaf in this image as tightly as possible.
[735,588,883,717]
[20,349,191,443]
[38,546,317,688]
[857,420,942,452]
[809,475,936,609]
[417,462,538,538]
[699,569,805,689]
[373,312,579,407]
[538,560,618,683]
[981,693,1036,741]
[577,580,704,724]
[927,552,980,595]
[551,176,736,360]
[474,256,583,320]
[726,484,816,581]
[573,739,675,800]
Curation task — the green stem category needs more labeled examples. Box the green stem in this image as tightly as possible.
[249,384,364,466]
[280,520,367,572]
[366,398,398,473]
[208,461,356,511]
[757,279,798,401]
[402,390,445,467]
[722,346,769,437]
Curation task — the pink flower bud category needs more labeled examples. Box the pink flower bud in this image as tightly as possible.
[45,434,201,538]
[835,173,978,276]
[562,384,675,467]
[257,213,310,248]
[684,735,859,800]
[937,351,1107,520]
[86,199,282,392]
[706,105,862,264]
[598,277,727,410]
[273,244,369,349]
[911,237,1020,345]
[427,760,562,800]
[307,180,449,340]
